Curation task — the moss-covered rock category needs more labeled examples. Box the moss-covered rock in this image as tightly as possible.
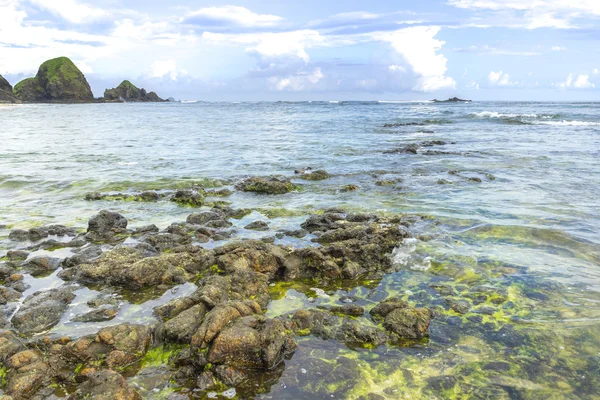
[13,57,93,102]
[104,80,165,102]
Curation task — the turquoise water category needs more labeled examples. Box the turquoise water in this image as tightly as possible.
[1,101,600,398]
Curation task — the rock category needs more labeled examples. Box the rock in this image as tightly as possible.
[383,307,432,339]
[194,269,270,308]
[13,57,94,102]
[7,370,46,399]
[132,224,159,235]
[236,176,297,195]
[67,369,141,399]
[383,122,425,127]
[328,304,365,316]
[104,80,164,103]
[208,315,295,369]
[447,299,470,314]
[72,305,118,322]
[383,144,420,154]
[170,189,204,207]
[291,309,386,348]
[437,179,452,185]
[63,245,103,268]
[0,285,22,304]
[432,97,471,103]
[297,169,330,181]
[191,300,262,349]
[0,331,26,362]
[22,256,62,276]
[86,210,128,242]
[8,229,28,241]
[160,303,208,343]
[154,296,199,321]
[244,221,269,231]
[64,324,152,368]
[11,286,77,334]
[6,250,29,261]
[0,74,18,103]
[73,246,213,289]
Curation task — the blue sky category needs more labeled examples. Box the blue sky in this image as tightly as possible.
[1,0,599,100]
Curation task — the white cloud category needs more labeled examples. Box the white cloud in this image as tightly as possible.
[551,46,567,51]
[28,0,107,23]
[573,74,594,88]
[466,80,480,90]
[149,59,178,80]
[374,26,456,92]
[203,30,323,63]
[488,70,514,86]
[448,0,600,29]
[453,45,540,56]
[555,73,595,89]
[183,6,283,28]
[593,68,599,75]
[271,68,324,91]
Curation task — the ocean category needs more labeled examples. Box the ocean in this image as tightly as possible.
[1,101,599,398]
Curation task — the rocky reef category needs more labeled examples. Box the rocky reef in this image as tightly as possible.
[13,57,94,103]
[104,80,165,103]
[0,75,18,103]
[432,97,471,103]
[10,57,166,103]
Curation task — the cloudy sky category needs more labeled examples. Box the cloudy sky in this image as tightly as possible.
[1,0,599,100]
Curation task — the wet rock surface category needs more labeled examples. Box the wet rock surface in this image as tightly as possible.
[0,203,597,400]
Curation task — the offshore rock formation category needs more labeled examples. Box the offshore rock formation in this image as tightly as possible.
[13,57,94,102]
[104,80,165,102]
[0,74,18,103]
[10,57,167,103]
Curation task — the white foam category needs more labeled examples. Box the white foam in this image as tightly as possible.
[538,120,600,126]
[470,111,539,118]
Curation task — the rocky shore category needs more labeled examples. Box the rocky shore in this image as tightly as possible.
[1,57,165,104]
[0,164,588,399]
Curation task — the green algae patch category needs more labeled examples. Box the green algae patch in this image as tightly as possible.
[140,345,184,369]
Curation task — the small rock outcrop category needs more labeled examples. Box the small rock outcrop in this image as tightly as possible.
[13,57,94,102]
[0,74,18,103]
[104,80,165,102]
[432,97,471,103]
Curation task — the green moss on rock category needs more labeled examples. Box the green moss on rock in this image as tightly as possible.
[104,80,165,102]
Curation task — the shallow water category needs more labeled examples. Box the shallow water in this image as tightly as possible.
[1,101,600,399]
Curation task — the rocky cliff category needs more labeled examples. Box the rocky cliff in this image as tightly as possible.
[13,57,94,102]
[104,80,165,102]
[0,74,18,103]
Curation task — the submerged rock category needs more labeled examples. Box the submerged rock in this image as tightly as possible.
[170,189,205,207]
[13,57,94,102]
[296,169,330,181]
[236,176,297,195]
[244,220,269,231]
[104,80,165,102]
[11,286,77,334]
[370,297,432,339]
[291,309,387,348]
[68,369,141,399]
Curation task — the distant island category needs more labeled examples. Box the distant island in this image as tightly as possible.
[0,57,166,104]
[432,97,472,103]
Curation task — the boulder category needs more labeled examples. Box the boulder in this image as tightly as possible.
[13,57,94,102]
[67,369,141,400]
[103,80,164,102]
[72,246,214,289]
[11,286,77,334]
[383,307,432,339]
[236,176,297,195]
[291,309,387,348]
[86,210,128,242]
[208,315,295,369]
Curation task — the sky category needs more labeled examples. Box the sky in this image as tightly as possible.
[1,0,599,101]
